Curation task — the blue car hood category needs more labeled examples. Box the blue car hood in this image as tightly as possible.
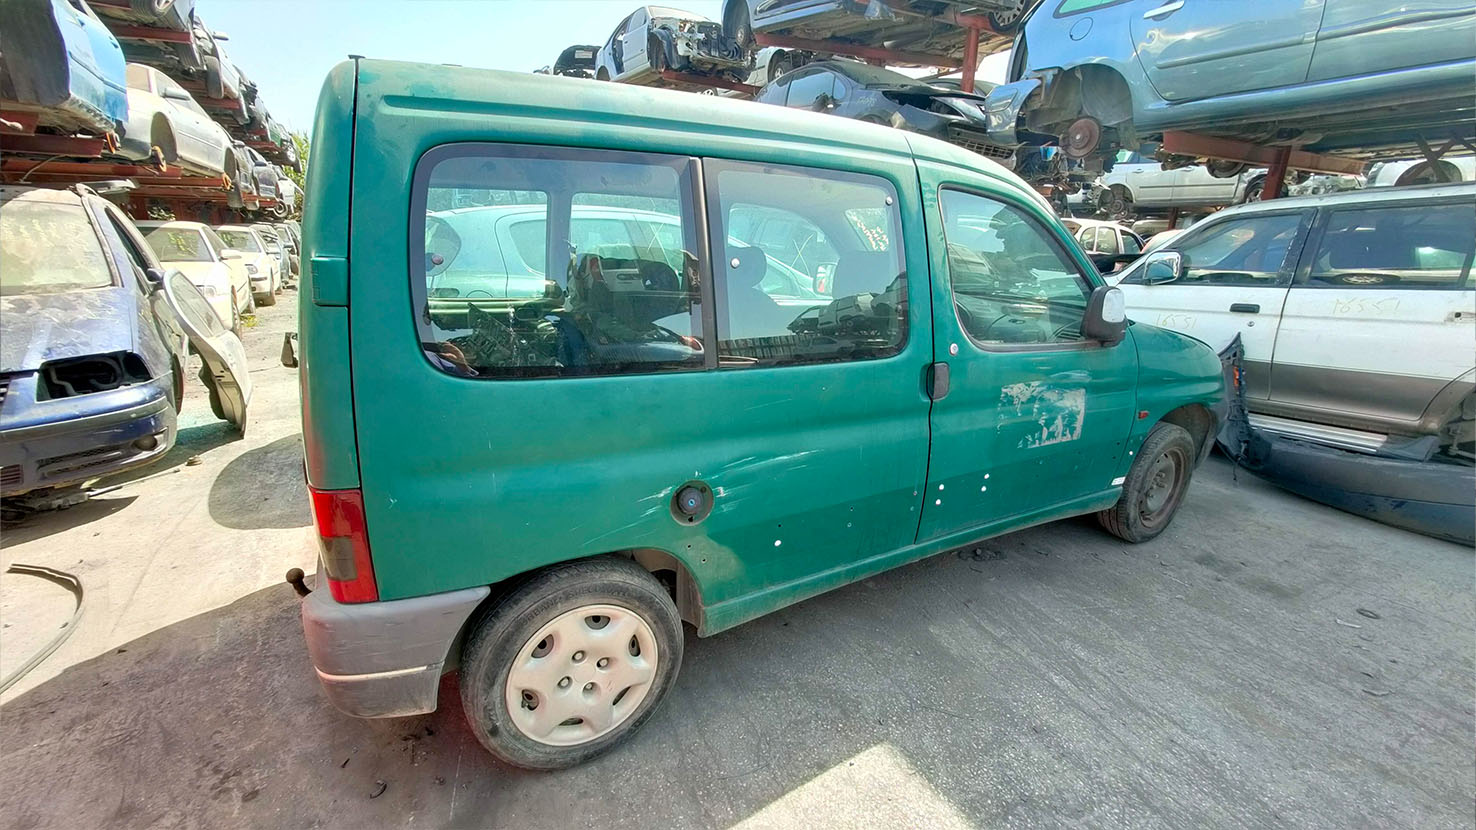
[0,287,138,374]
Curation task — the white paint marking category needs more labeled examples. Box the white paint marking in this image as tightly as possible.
[1111,476,1126,486]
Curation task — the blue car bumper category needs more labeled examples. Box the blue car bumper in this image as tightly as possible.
[0,373,175,496]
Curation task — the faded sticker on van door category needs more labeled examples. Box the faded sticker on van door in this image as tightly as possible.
[1001,382,1085,449]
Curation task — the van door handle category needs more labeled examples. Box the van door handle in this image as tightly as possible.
[1229,303,1260,314]
[1144,0,1184,19]
[928,362,950,401]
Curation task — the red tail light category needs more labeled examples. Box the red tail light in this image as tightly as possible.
[309,486,378,603]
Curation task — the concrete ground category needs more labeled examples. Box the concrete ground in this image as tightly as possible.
[1,297,1472,830]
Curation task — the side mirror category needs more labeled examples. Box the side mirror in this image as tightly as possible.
[1082,285,1127,345]
[144,266,166,286]
[220,248,243,260]
[1143,250,1182,285]
[814,93,835,111]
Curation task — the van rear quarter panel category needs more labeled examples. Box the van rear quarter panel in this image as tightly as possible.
[299,61,360,490]
[344,61,935,613]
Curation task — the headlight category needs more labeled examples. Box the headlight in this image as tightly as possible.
[197,284,219,297]
[245,263,258,274]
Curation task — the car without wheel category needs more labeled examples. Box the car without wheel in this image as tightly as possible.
[755,60,1017,168]
[135,220,254,332]
[1097,148,1269,217]
[0,185,251,510]
[1112,182,1475,463]
[116,64,236,177]
[721,0,1029,52]
[294,58,1227,771]
[986,0,1476,171]
[595,6,747,83]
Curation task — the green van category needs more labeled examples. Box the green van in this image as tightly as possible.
[296,59,1226,770]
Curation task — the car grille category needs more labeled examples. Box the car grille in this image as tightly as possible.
[946,127,1015,162]
[0,465,22,488]
[38,442,140,480]
[0,375,10,408]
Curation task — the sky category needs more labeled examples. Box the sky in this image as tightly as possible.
[197,0,1007,135]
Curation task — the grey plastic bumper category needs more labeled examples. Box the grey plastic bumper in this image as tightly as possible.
[301,580,490,718]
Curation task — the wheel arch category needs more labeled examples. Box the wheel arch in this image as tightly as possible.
[444,548,707,672]
[150,113,178,161]
[1159,403,1217,464]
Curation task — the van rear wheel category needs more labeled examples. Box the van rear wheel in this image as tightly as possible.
[1098,422,1196,543]
[459,557,683,770]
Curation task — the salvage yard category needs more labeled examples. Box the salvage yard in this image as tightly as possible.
[1,298,1471,828]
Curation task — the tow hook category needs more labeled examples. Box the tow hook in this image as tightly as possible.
[286,567,312,597]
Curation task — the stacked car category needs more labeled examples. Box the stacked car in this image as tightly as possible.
[0,0,301,220]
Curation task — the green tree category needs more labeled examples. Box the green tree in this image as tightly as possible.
[284,131,310,193]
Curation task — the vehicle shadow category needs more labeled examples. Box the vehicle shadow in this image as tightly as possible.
[0,494,138,547]
[91,420,242,492]
[207,433,310,530]
[1,475,1471,829]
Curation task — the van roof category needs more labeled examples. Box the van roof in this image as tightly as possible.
[350,59,1037,204]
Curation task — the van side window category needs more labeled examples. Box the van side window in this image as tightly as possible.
[413,146,705,379]
[706,160,906,368]
[1302,202,1475,289]
[1121,213,1305,287]
[939,189,1093,346]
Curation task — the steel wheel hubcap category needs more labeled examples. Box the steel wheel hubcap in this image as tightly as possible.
[1140,450,1182,521]
[504,604,658,747]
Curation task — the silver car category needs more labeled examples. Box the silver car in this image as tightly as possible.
[595,6,746,83]
[987,0,1476,169]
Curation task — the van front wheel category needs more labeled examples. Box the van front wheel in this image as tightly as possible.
[1098,422,1196,543]
[459,557,683,770]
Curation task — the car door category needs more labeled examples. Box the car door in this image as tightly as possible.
[160,269,252,432]
[1171,165,1240,206]
[93,201,188,376]
[1112,151,1172,206]
[155,72,208,161]
[618,8,648,79]
[917,164,1138,540]
[1131,0,1325,101]
[1269,196,1476,430]
[1116,209,1313,399]
[1308,0,1476,82]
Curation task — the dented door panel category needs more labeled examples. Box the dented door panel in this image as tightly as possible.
[914,161,1138,541]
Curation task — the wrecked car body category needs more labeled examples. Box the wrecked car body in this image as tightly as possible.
[596,6,747,83]
[755,61,1016,167]
[0,185,251,506]
[721,0,1026,57]
[1218,338,1474,546]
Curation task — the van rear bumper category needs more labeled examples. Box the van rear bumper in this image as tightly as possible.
[301,579,490,718]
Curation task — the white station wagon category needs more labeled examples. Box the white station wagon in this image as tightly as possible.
[1112,183,1475,462]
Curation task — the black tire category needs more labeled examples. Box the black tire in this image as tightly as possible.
[460,557,683,771]
[725,1,753,49]
[1241,176,1281,203]
[255,289,276,307]
[1098,422,1197,543]
[987,0,1025,33]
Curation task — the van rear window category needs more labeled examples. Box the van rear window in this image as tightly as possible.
[412,145,706,379]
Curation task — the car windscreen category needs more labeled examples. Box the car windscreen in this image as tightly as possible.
[144,228,213,263]
[0,200,112,295]
[217,230,261,252]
